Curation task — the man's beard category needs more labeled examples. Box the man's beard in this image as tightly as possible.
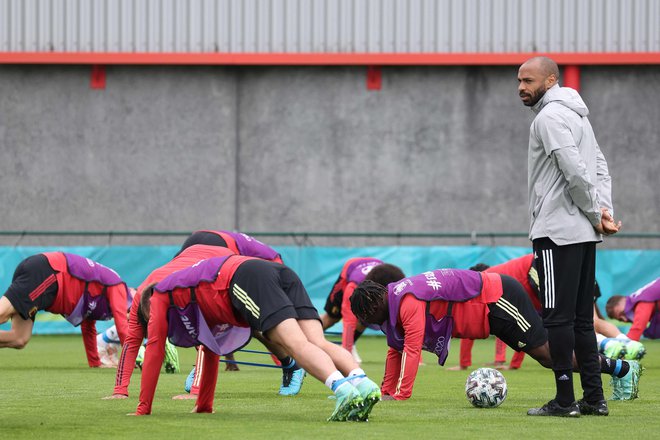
[521,86,547,107]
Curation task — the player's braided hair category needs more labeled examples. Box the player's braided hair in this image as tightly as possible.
[350,279,388,323]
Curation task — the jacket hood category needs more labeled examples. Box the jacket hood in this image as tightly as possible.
[533,84,589,117]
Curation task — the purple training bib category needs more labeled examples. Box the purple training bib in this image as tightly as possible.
[156,256,250,355]
[223,231,281,262]
[63,253,126,326]
[166,296,251,355]
[346,258,383,284]
[384,269,483,365]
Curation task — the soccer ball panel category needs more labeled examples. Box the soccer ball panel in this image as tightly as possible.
[465,367,507,408]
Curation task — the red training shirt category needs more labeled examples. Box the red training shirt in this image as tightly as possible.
[136,255,253,415]
[43,252,129,368]
[381,272,503,400]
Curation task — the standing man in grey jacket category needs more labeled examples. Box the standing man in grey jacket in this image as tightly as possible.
[517,56,626,417]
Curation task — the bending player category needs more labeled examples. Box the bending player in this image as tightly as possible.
[350,268,641,412]
[449,255,541,371]
[320,258,405,362]
[593,282,646,361]
[0,252,130,367]
[605,277,659,348]
[104,244,235,399]
[178,230,305,396]
[134,254,381,421]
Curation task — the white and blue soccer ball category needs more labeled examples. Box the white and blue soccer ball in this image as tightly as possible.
[465,367,507,408]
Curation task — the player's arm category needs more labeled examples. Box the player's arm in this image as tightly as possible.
[135,295,168,415]
[627,302,655,341]
[111,300,145,397]
[340,282,359,351]
[390,294,426,400]
[107,284,130,346]
[81,319,101,367]
[381,347,402,397]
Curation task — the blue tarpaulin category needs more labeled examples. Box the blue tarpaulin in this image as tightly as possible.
[1,245,658,335]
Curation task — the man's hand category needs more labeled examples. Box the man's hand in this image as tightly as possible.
[381,394,395,401]
[596,208,622,235]
[102,394,128,400]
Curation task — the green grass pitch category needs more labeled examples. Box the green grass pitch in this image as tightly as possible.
[1,335,658,439]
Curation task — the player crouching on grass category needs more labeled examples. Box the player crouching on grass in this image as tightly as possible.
[350,268,642,415]
[133,254,381,421]
[320,258,405,364]
[176,230,305,396]
[104,244,237,400]
[605,277,659,352]
[0,252,130,368]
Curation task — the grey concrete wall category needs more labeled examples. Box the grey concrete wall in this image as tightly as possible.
[0,65,658,248]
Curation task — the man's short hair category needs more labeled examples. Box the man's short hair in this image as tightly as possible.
[365,263,405,287]
[525,56,560,80]
[605,295,624,319]
[469,263,490,272]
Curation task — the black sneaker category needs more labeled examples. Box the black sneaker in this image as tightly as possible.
[577,399,609,416]
[527,400,580,417]
[281,367,294,387]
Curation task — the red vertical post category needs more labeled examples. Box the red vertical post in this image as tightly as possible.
[366,66,382,90]
[563,65,580,92]
[90,65,106,89]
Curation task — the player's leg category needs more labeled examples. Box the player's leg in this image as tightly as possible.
[0,299,34,349]
[251,330,305,396]
[448,338,473,370]
[297,318,380,420]
[267,319,365,421]
[229,260,363,421]
[509,350,526,369]
[0,255,58,349]
[494,338,507,365]
[268,319,343,382]
[487,275,551,367]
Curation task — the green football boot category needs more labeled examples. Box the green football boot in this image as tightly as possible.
[610,360,643,400]
[135,345,145,370]
[353,378,381,422]
[327,382,364,422]
[599,338,626,359]
[623,340,646,361]
[164,339,180,374]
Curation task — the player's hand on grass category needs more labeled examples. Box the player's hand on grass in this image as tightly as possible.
[172,393,197,400]
[191,405,215,414]
[382,394,394,401]
[102,394,128,400]
[446,365,467,371]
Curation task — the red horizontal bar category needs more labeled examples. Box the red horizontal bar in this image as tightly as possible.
[0,52,659,66]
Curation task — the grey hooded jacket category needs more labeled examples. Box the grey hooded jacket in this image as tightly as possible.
[527,84,613,245]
